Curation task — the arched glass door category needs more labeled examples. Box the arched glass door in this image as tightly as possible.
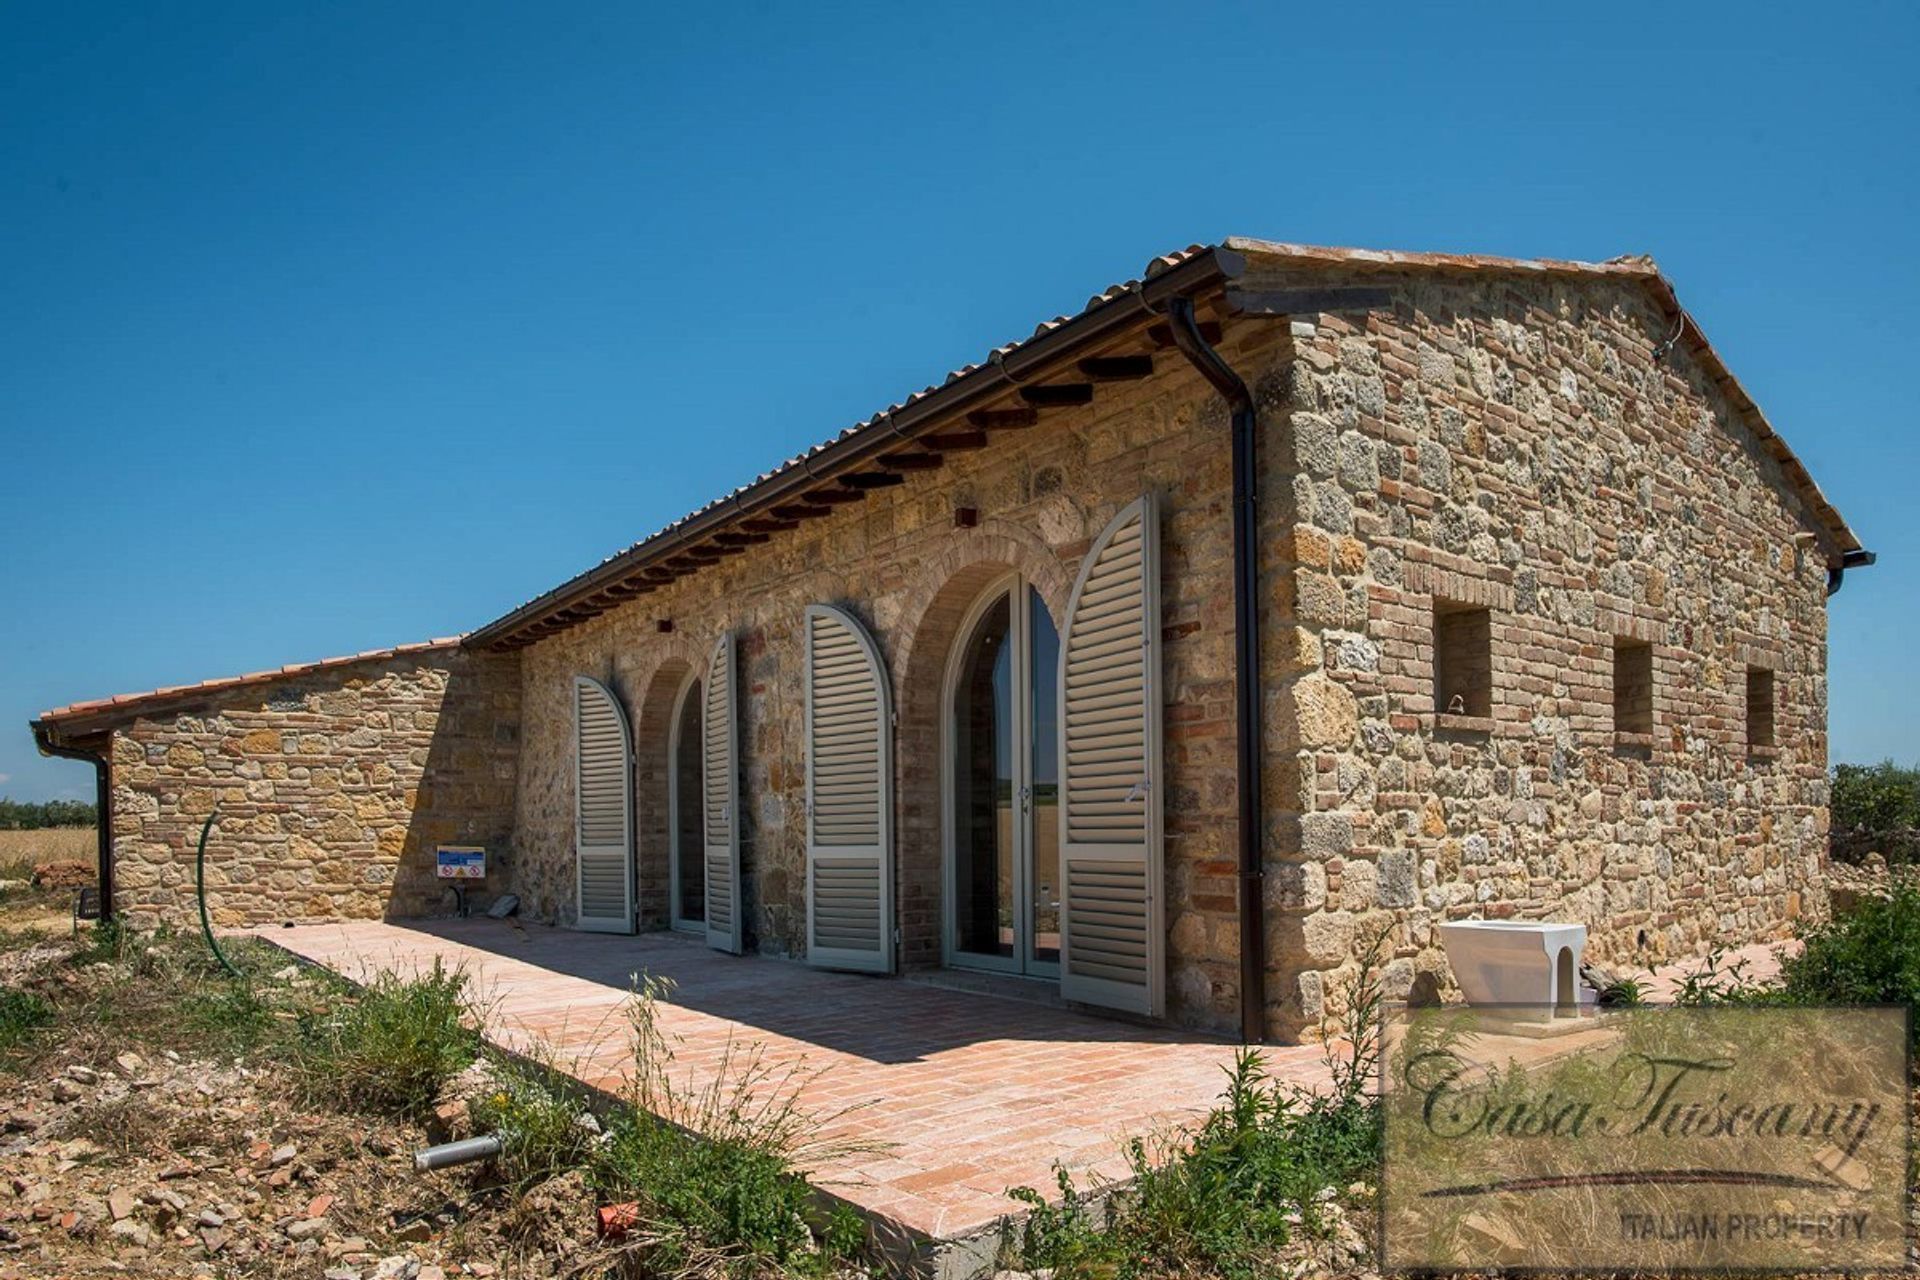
[667,674,705,932]
[944,576,1060,977]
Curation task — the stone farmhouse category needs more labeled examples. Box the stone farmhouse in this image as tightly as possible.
[33,239,1871,1041]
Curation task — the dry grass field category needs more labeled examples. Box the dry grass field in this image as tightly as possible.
[0,827,93,880]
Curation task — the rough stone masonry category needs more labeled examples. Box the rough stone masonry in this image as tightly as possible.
[35,241,1857,1043]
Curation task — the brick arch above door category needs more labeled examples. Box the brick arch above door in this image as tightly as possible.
[889,521,1074,971]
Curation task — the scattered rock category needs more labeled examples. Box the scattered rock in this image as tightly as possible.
[268,1143,298,1167]
[113,1050,146,1077]
[393,1218,433,1243]
[307,1193,336,1219]
[286,1217,331,1241]
[50,1079,83,1103]
[31,860,92,889]
[108,1218,153,1247]
[107,1188,138,1221]
[372,1255,421,1280]
[65,1064,101,1085]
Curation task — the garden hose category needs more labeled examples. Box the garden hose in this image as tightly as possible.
[194,810,242,978]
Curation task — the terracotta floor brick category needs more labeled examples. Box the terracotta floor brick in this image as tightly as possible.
[253,918,1328,1243]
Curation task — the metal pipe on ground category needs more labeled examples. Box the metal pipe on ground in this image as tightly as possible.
[413,1135,503,1173]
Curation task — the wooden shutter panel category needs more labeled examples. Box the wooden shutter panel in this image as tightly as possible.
[702,633,744,954]
[803,604,893,973]
[573,676,634,933]
[1058,496,1163,1015]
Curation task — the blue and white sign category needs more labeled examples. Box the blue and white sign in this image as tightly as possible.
[436,846,487,880]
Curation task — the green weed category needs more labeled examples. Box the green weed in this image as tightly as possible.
[574,974,870,1279]
[0,987,53,1054]
[1002,930,1389,1279]
[298,960,476,1120]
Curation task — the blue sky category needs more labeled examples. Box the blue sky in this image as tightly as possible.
[3,2,1915,800]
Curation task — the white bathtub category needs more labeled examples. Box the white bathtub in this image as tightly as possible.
[1437,920,1588,1015]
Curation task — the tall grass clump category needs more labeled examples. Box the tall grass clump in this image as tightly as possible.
[0,987,53,1055]
[299,960,476,1119]
[582,975,868,1279]
[1003,931,1388,1280]
[469,1053,600,1191]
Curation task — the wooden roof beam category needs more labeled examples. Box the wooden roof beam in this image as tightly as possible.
[839,472,906,491]
[877,450,944,471]
[808,487,866,505]
[968,407,1039,430]
[1019,383,1094,408]
[921,429,989,452]
[1078,354,1153,381]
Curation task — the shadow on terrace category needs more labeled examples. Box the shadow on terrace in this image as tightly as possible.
[377,915,1234,1065]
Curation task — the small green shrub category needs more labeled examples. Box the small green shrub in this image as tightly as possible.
[1004,932,1388,1279]
[1831,760,1920,864]
[1778,875,1920,1042]
[299,961,476,1119]
[1597,975,1647,1008]
[470,1057,598,1190]
[0,987,53,1052]
[576,974,869,1278]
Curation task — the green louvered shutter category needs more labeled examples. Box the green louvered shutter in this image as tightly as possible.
[573,676,634,932]
[702,633,744,954]
[803,605,893,973]
[1057,496,1164,1015]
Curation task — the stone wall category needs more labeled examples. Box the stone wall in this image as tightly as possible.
[510,320,1298,1033]
[1259,263,1836,1039]
[509,264,1841,1042]
[105,648,521,928]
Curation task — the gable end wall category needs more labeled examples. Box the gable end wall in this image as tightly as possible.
[1259,264,1832,1040]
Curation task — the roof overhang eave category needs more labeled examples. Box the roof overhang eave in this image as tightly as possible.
[463,244,1248,649]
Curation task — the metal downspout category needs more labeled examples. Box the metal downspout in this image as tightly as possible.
[1826,547,1877,596]
[1162,295,1267,1044]
[28,722,114,918]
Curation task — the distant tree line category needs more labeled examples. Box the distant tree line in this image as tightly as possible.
[0,798,98,830]
[1831,761,1920,864]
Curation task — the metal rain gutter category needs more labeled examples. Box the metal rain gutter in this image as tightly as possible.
[465,245,1248,649]
[1160,294,1267,1045]
[29,720,114,918]
[1827,547,1877,596]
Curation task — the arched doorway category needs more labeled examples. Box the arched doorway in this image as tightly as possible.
[942,574,1061,978]
[667,672,705,932]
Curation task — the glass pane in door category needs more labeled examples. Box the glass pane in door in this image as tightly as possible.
[1027,589,1061,966]
[952,593,1014,959]
[674,682,705,922]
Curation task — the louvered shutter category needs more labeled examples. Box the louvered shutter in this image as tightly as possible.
[803,605,893,973]
[573,676,634,933]
[1058,496,1163,1015]
[702,633,744,954]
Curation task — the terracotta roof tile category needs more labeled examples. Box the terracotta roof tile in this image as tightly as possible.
[469,238,1860,648]
[36,636,466,726]
[37,238,1866,720]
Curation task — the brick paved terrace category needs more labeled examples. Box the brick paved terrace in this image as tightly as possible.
[254,919,1333,1271]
